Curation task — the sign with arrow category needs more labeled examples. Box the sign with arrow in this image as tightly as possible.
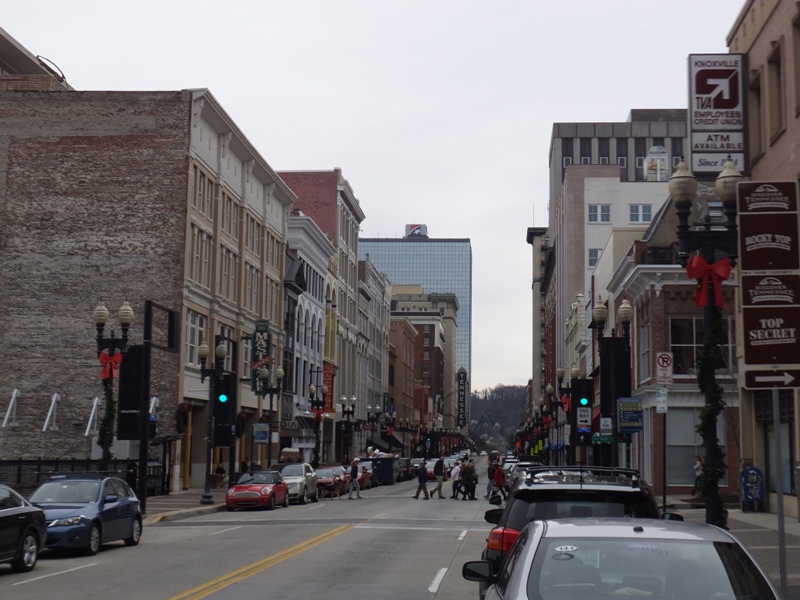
[744,369,800,390]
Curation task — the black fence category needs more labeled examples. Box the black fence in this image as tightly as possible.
[0,458,166,497]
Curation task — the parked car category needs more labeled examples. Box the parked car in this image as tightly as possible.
[315,467,345,499]
[478,466,680,599]
[0,483,46,573]
[28,473,142,556]
[267,463,318,504]
[226,470,289,511]
[464,518,780,600]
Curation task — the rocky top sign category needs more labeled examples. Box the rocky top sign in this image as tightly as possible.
[737,182,800,272]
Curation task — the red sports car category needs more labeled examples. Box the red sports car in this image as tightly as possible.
[226,471,289,511]
[315,467,345,499]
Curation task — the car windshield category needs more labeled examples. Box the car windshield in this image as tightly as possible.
[278,464,304,477]
[30,480,100,504]
[238,472,275,484]
[316,469,337,478]
[508,490,660,526]
[527,537,777,600]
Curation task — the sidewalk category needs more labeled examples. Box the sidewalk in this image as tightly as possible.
[142,488,227,524]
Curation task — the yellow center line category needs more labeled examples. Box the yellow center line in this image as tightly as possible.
[167,525,353,600]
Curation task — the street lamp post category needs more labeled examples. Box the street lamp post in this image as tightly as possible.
[198,339,228,505]
[93,301,135,470]
[670,159,742,528]
[592,298,633,468]
[366,406,379,450]
[257,364,284,469]
[339,399,356,463]
[309,374,328,468]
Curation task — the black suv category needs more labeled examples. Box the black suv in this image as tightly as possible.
[479,466,681,598]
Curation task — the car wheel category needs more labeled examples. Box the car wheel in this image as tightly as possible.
[311,487,319,503]
[11,530,39,573]
[226,505,235,512]
[298,486,307,505]
[124,517,142,546]
[282,492,289,508]
[84,523,101,556]
[266,495,275,511]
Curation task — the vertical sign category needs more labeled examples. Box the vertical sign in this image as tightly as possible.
[688,54,747,174]
[655,352,673,386]
[250,320,272,391]
[457,368,467,427]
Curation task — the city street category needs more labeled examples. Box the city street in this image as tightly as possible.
[1,477,491,600]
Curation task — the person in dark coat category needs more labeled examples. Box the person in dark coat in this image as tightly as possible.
[413,460,430,499]
[461,459,477,500]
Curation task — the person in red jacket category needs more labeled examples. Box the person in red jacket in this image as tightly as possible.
[493,463,507,501]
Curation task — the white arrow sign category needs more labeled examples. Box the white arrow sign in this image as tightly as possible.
[754,372,796,385]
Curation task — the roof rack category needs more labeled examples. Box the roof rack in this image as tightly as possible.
[521,465,647,489]
[46,471,121,480]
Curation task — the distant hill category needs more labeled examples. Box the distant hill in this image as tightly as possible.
[469,385,527,449]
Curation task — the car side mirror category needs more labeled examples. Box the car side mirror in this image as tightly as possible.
[484,507,503,524]
[662,512,684,521]
[462,560,495,583]
[103,494,118,504]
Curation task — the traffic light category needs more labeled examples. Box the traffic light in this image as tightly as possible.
[213,372,237,446]
[574,378,594,407]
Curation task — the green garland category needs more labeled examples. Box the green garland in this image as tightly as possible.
[96,382,116,470]
[694,307,728,529]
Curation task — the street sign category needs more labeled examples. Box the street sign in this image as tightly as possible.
[600,417,612,435]
[592,434,613,443]
[738,182,799,271]
[656,387,668,414]
[617,398,643,434]
[576,406,591,433]
[744,369,800,390]
[655,352,673,385]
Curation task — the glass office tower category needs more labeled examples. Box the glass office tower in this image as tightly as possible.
[359,225,472,381]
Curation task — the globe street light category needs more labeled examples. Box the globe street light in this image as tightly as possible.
[198,339,227,505]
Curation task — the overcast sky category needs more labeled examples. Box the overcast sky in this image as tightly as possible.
[4,1,744,391]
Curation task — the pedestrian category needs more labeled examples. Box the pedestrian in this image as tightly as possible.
[461,459,477,501]
[450,461,461,499]
[493,461,507,501]
[240,457,250,474]
[348,458,362,499]
[691,455,704,496]
[413,460,430,499]
[429,454,446,499]
[484,460,497,498]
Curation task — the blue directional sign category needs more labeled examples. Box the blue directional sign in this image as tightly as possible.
[617,398,643,434]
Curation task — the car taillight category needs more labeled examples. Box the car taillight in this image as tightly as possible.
[486,527,520,552]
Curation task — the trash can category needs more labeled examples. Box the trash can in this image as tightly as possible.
[126,463,138,489]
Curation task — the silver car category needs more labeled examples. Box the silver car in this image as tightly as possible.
[268,463,318,505]
[464,518,780,600]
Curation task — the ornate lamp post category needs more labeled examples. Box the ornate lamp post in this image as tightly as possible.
[309,376,328,468]
[366,405,379,450]
[93,301,134,470]
[198,339,227,505]
[257,364,283,469]
[669,159,742,527]
[339,398,356,463]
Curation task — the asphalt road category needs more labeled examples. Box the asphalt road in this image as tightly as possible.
[1,477,491,600]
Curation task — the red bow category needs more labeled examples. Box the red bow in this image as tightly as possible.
[686,255,731,309]
[543,415,552,428]
[386,426,394,437]
[98,351,123,379]
[312,407,324,422]
[561,394,571,412]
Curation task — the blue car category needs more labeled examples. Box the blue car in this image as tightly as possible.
[29,474,142,555]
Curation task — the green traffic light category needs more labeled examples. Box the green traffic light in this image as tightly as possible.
[580,397,589,406]
[219,394,228,403]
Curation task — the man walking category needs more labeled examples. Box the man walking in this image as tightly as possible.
[461,459,477,500]
[429,454,446,499]
[348,458,362,499]
[484,459,497,498]
[413,460,430,499]
[449,461,461,499]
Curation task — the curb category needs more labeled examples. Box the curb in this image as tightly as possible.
[146,503,226,524]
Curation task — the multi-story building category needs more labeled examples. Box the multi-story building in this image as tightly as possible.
[359,224,472,427]
[0,87,295,491]
[277,169,367,460]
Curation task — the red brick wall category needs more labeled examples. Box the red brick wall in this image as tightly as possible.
[278,170,340,243]
[0,91,191,458]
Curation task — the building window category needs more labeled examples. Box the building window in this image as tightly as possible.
[630,204,652,222]
[767,40,785,142]
[242,336,252,381]
[588,205,610,223]
[666,408,726,486]
[749,70,764,159]
[670,316,735,376]
[186,310,207,367]
[219,324,234,372]
[588,249,601,268]
[638,323,651,382]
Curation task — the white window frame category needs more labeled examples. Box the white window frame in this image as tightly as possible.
[588,249,601,268]
[186,310,207,367]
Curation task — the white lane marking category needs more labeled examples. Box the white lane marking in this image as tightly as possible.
[210,525,243,535]
[458,529,468,540]
[13,562,98,586]
[428,567,448,592]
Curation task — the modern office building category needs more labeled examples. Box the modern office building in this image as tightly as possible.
[359,225,473,395]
